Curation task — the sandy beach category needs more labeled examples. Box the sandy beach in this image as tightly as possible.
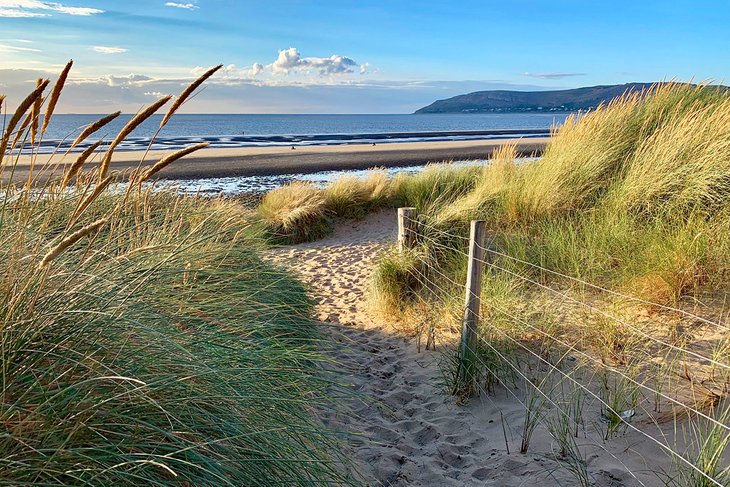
[6,137,548,184]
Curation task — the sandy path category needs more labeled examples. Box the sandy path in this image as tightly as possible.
[266,212,665,487]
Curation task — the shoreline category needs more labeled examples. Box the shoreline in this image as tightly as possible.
[6,137,549,183]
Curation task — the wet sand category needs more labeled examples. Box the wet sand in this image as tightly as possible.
[6,137,548,183]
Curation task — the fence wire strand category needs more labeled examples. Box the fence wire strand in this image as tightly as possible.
[395,211,730,487]
[409,264,648,486]
[405,214,730,334]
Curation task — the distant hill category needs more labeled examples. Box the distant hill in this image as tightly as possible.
[414,83,709,114]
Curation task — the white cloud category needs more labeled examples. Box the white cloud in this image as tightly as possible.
[204,63,264,81]
[164,2,197,9]
[92,46,128,54]
[194,49,365,84]
[71,73,152,87]
[270,47,358,76]
[52,4,102,15]
[0,1,103,17]
[0,65,564,114]
[0,7,46,16]
[250,62,263,77]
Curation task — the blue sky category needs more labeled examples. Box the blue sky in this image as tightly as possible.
[1,0,729,113]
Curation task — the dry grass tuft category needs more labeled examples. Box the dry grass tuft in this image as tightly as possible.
[98,96,172,180]
[160,64,223,128]
[138,142,209,183]
[258,182,332,243]
[69,111,121,149]
[41,59,73,137]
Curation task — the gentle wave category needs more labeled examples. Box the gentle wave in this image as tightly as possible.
[22,128,550,155]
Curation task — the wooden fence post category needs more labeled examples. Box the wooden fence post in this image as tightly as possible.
[457,220,488,394]
[397,207,417,252]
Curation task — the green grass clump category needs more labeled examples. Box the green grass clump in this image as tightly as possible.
[368,246,427,318]
[256,164,486,244]
[423,83,730,305]
[365,81,730,484]
[257,172,396,244]
[0,64,347,486]
[674,403,730,487]
[390,163,482,213]
[1,192,344,485]
[257,181,333,243]
[323,171,397,219]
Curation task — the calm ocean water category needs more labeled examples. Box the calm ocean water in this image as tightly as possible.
[14,113,568,154]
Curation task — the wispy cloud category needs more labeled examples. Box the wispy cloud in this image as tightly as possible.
[164,2,198,10]
[0,1,103,17]
[71,73,152,86]
[0,42,41,52]
[92,45,128,54]
[0,7,46,17]
[522,72,586,80]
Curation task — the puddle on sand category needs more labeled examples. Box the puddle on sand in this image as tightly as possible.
[151,158,536,196]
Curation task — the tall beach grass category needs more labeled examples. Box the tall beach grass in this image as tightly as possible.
[0,63,348,485]
[259,82,730,482]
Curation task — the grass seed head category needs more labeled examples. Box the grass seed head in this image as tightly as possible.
[30,78,44,145]
[138,142,209,182]
[0,78,49,160]
[160,64,223,128]
[61,140,103,189]
[41,59,73,137]
[39,218,108,267]
[98,96,172,180]
[70,111,121,149]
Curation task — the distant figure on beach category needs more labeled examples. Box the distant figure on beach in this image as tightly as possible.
[291,146,296,150]
[372,143,376,146]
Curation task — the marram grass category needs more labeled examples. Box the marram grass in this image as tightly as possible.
[266,82,730,482]
[0,63,349,485]
[256,164,482,244]
[361,82,730,485]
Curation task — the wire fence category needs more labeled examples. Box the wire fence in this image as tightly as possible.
[395,210,730,487]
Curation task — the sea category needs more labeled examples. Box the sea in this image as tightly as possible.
[12,113,567,193]
[25,113,567,153]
